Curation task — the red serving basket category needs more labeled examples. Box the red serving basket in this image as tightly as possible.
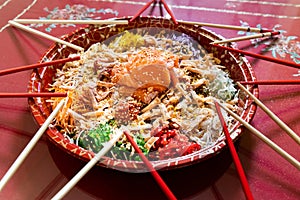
[28,17,258,172]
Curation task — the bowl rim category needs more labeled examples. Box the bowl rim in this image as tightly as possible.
[28,16,259,172]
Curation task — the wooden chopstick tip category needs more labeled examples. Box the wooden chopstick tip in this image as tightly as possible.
[8,20,16,27]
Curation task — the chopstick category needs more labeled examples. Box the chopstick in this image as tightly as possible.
[8,20,84,52]
[214,101,253,200]
[129,0,153,23]
[124,131,177,200]
[178,20,273,33]
[211,31,280,44]
[51,130,124,200]
[160,0,177,24]
[0,92,67,98]
[218,103,300,170]
[0,99,65,191]
[0,56,80,76]
[237,82,300,145]
[239,80,300,85]
[130,0,177,24]
[13,19,129,25]
[211,44,300,69]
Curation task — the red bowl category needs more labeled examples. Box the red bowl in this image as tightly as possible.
[28,17,258,173]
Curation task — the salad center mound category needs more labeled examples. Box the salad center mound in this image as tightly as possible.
[49,29,240,161]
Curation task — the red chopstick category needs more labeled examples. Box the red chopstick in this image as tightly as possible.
[0,92,67,98]
[0,56,80,76]
[123,131,177,200]
[160,0,177,24]
[130,0,153,23]
[211,44,300,69]
[239,80,300,85]
[214,101,254,200]
[130,0,177,24]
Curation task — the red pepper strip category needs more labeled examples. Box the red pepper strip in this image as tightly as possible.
[151,126,200,159]
[183,143,201,156]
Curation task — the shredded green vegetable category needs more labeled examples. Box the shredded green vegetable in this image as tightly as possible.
[79,123,112,152]
[79,121,149,161]
[114,133,149,161]
[133,135,149,154]
[207,69,237,101]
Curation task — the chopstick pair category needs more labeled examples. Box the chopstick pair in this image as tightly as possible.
[130,0,177,24]
[179,21,299,69]
[211,44,300,69]
[0,56,80,98]
[208,80,300,199]
[214,101,254,200]
[8,19,128,52]
[179,20,277,44]
[219,102,300,170]
[215,81,300,200]
[0,56,80,76]
[218,83,300,170]
[9,20,84,52]
[211,31,280,45]
[179,20,273,33]
[237,82,300,146]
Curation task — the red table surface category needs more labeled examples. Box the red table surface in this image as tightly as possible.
[0,0,299,199]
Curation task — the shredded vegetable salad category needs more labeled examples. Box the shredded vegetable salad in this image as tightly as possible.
[49,28,240,161]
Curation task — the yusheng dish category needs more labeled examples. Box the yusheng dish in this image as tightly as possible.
[49,28,240,161]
